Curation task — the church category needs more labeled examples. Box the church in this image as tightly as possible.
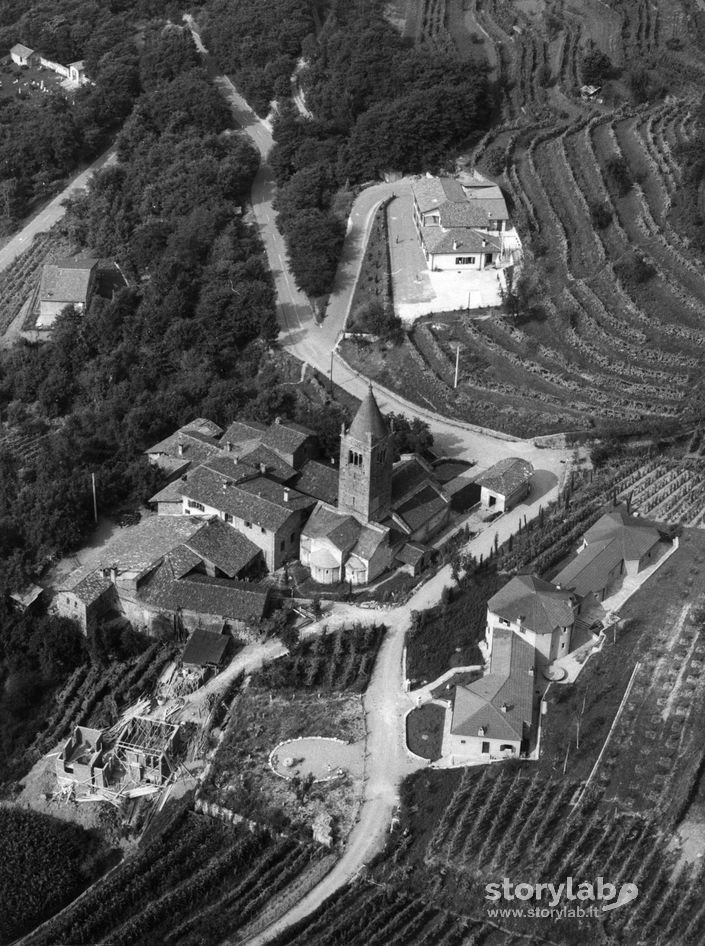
[300,387,452,585]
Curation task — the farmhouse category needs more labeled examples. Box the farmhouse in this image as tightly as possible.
[554,508,662,600]
[411,171,511,272]
[449,628,536,761]
[55,515,269,636]
[38,258,97,327]
[475,457,534,512]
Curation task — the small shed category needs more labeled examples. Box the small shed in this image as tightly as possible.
[395,542,432,576]
[38,258,98,327]
[182,627,230,669]
[475,457,533,513]
[10,44,35,66]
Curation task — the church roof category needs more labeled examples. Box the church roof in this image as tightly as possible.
[348,388,389,443]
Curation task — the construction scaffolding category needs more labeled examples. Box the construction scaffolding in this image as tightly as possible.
[55,713,180,804]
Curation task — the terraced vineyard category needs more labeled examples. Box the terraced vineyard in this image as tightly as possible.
[25,806,327,946]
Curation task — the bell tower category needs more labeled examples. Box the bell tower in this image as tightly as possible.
[337,386,393,523]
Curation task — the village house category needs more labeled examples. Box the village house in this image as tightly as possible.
[180,455,316,571]
[411,170,511,272]
[475,457,534,512]
[486,574,577,671]
[448,628,536,761]
[38,258,98,327]
[554,508,662,601]
[55,515,269,636]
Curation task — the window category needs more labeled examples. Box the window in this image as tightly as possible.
[290,533,296,542]
[261,526,266,534]
[188,500,205,512]
[244,521,251,528]
[225,514,233,523]
[455,256,476,265]
[348,449,363,466]
[280,541,285,551]
[481,741,490,753]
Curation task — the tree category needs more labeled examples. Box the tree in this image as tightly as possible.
[386,413,434,460]
[284,208,346,297]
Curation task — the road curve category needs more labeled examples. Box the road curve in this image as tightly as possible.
[184,25,571,945]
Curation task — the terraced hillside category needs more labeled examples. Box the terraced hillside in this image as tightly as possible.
[378,0,705,438]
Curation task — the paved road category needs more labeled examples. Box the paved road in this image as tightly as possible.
[184,25,574,943]
[0,146,117,276]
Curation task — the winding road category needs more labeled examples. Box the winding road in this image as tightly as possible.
[180,20,573,945]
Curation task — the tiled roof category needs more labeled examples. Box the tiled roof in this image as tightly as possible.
[476,457,533,497]
[412,175,509,228]
[146,425,221,464]
[348,388,389,443]
[302,503,360,552]
[582,509,660,562]
[554,508,660,597]
[167,545,202,580]
[451,629,535,741]
[488,574,574,635]
[553,538,623,597]
[263,419,315,456]
[422,227,502,257]
[184,465,314,530]
[11,43,33,57]
[412,176,466,212]
[182,628,229,667]
[293,459,339,505]
[220,420,267,451]
[67,571,113,607]
[186,519,262,578]
[235,443,297,482]
[393,483,448,533]
[351,522,388,561]
[149,477,189,504]
[140,564,269,622]
[94,515,204,574]
[39,259,96,303]
[220,418,315,463]
[391,456,432,504]
[395,542,428,566]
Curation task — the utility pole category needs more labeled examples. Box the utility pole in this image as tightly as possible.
[91,473,98,523]
[329,349,334,397]
[454,344,460,388]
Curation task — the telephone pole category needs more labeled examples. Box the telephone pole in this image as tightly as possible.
[91,473,98,523]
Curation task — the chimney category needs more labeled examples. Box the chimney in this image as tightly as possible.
[259,462,267,475]
[275,416,281,425]
[501,703,509,713]
[226,441,233,452]
[109,565,117,583]
[283,487,290,503]
[453,241,458,251]
[477,726,486,737]
[177,435,184,457]
[482,239,487,247]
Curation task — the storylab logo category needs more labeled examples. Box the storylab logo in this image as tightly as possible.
[485,877,639,920]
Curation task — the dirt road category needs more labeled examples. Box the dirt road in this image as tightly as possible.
[0,146,117,277]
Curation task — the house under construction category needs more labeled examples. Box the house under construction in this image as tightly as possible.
[57,715,179,803]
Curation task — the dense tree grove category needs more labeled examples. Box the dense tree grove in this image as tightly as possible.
[0,16,288,781]
[1,806,114,943]
[204,0,493,297]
